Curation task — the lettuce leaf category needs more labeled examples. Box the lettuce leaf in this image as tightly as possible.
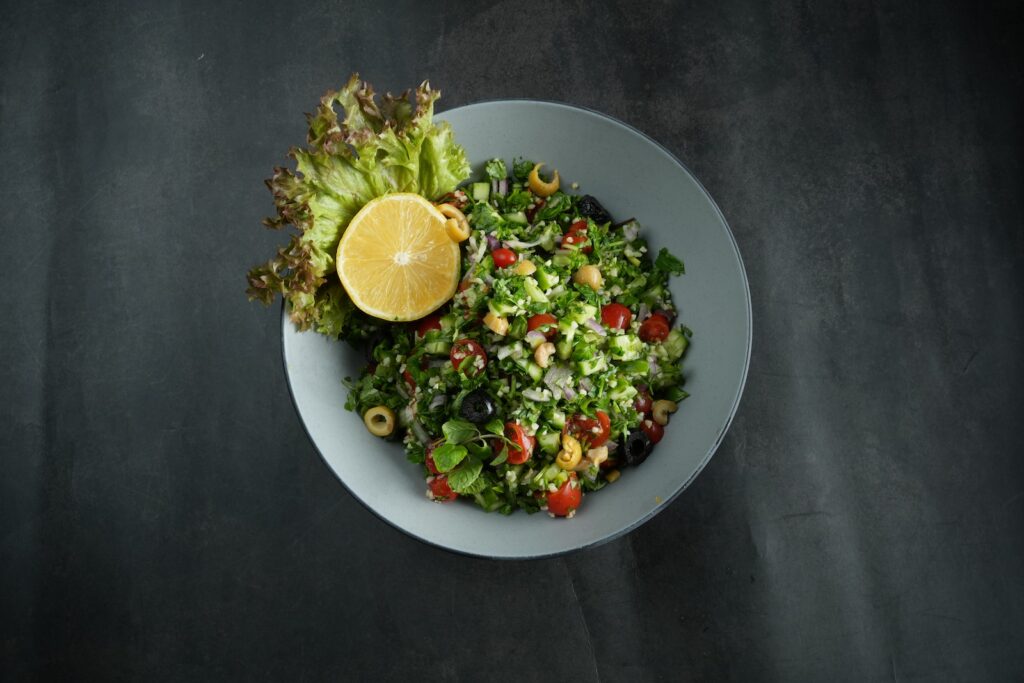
[246,75,470,335]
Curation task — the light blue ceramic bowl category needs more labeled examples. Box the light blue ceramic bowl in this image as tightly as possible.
[282,101,751,558]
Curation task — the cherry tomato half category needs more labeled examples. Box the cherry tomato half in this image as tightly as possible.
[562,220,592,253]
[450,339,488,376]
[565,410,611,448]
[425,442,441,475]
[638,313,671,343]
[527,313,559,339]
[640,419,664,444]
[601,303,633,330]
[494,421,533,465]
[634,386,653,416]
[427,475,457,502]
[416,314,443,338]
[492,247,517,268]
[546,474,582,517]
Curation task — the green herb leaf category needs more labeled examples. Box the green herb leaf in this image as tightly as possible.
[654,248,686,275]
[484,158,507,181]
[489,449,508,466]
[466,441,492,459]
[484,418,505,436]
[442,419,477,445]
[447,456,483,493]
[431,444,467,472]
[512,158,534,182]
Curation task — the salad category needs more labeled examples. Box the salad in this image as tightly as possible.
[247,76,691,519]
[346,160,691,517]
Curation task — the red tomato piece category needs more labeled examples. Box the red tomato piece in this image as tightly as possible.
[638,313,671,342]
[427,475,457,502]
[494,422,533,465]
[634,386,653,415]
[566,410,610,448]
[640,419,664,444]
[492,247,517,268]
[546,474,582,517]
[600,303,633,330]
[527,313,559,338]
[425,442,440,475]
[450,339,488,376]
[562,220,592,253]
[416,314,443,338]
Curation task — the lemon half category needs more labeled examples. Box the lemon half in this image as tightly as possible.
[335,193,460,321]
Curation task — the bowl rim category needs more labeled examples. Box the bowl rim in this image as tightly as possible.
[280,98,753,560]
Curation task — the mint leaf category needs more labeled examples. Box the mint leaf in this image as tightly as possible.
[654,248,685,275]
[489,449,508,466]
[442,418,477,445]
[432,444,467,473]
[484,418,505,436]
[447,457,483,493]
[466,441,492,459]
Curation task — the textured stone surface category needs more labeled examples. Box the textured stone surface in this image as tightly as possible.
[2,0,1022,679]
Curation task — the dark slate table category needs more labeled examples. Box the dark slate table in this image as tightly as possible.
[3,1,1022,680]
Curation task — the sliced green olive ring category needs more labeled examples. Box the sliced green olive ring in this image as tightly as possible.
[364,405,396,437]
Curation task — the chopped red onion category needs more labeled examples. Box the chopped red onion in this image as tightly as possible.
[562,386,577,400]
[491,179,499,196]
[637,303,651,321]
[497,178,508,196]
[622,222,640,242]
[583,318,607,336]
[525,330,547,347]
[410,419,430,444]
[578,377,595,394]
[606,441,619,454]
[486,234,500,250]
[428,394,447,410]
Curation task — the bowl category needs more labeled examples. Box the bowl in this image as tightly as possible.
[282,100,751,558]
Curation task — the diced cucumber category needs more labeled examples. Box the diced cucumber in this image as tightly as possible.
[546,408,566,429]
[566,304,598,324]
[524,277,548,303]
[556,338,573,361]
[513,358,544,382]
[423,341,451,356]
[608,333,643,361]
[607,378,639,401]
[525,361,543,382]
[488,299,518,316]
[662,328,688,361]
[537,430,561,455]
[577,356,607,376]
[552,253,571,268]
[508,316,527,339]
[503,211,528,225]
[535,267,559,290]
[471,182,490,203]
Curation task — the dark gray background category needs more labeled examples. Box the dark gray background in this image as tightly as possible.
[3,0,1022,680]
